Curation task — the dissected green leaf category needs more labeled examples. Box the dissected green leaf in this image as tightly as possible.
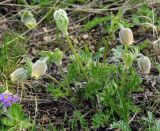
[1,104,31,129]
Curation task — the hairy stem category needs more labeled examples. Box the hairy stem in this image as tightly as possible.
[45,74,62,85]
[65,35,88,80]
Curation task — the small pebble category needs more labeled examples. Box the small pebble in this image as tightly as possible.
[82,34,89,40]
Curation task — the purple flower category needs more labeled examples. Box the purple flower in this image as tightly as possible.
[0,93,19,107]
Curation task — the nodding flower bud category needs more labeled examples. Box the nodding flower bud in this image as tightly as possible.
[53,9,69,35]
[153,39,160,54]
[10,68,28,83]
[119,27,134,46]
[21,11,37,29]
[138,56,151,74]
[31,58,48,79]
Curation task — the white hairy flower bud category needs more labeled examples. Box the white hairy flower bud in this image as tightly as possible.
[53,9,69,35]
[10,68,27,82]
[31,58,48,79]
[21,11,37,29]
[119,27,134,46]
[138,56,151,74]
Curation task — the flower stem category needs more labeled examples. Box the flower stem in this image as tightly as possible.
[65,35,88,79]
[45,74,62,85]
[5,81,9,92]
[45,73,67,90]
[20,82,24,102]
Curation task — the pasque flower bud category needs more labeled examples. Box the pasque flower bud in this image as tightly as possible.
[21,10,37,29]
[153,39,160,54]
[119,27,134,46]
[53,9,69,35]
[138,56,151,74]
[31,58,48,79]
[10,68,28,82]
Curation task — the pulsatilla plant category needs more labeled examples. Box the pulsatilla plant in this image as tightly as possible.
[48,9,144,129]
[10,67,28,83]
[53,9,69,35]
[31,58,48,79]
[53,9,87,79]
[2,7,155,130]
[119,26,134,46]
[138,55,151,74]
[21,10,37,29]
